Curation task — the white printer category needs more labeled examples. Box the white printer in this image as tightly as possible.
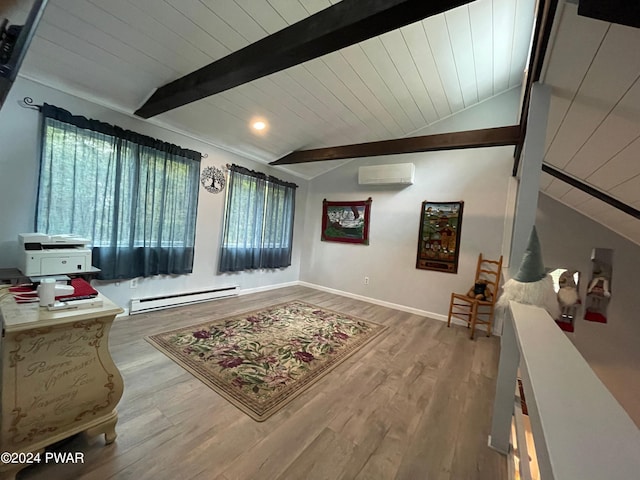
[18,233,93,276]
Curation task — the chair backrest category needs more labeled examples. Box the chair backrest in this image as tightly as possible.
[474,254,503,303]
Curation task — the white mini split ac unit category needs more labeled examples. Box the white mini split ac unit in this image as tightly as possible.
[358,163,415,185]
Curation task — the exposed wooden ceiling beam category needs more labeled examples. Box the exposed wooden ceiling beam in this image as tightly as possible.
[512,0,559,176]
[578,0,640,29]
[269,126,522,165]
[134,0,473,119]
[542,163,640,220]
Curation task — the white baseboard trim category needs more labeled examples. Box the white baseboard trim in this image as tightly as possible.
[115,280,493,334]
[296,282,495,333]
[297,281,454,323]
[239,281,300,296]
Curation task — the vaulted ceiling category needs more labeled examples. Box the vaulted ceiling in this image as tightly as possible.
[5,0,536,178]
[540,2,640,245]
[2,0,640,245]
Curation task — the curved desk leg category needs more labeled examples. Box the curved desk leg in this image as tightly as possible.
[83,410,118,444]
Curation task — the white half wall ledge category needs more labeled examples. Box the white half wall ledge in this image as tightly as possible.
[498,301,640,480]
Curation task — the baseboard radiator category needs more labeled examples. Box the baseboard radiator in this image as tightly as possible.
[129,285,239,315]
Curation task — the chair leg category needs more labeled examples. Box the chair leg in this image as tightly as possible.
[469,301,479,340]
[447,293,454,328]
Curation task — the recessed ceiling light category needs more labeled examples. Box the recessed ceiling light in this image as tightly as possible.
[252,121,266,131]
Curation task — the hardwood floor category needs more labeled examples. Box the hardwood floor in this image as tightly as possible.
[19,286,507,480]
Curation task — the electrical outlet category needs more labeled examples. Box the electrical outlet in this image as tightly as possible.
[130,278,138,289]
[364,276,369,285]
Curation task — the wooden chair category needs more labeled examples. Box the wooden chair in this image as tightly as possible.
[447,254,503,339]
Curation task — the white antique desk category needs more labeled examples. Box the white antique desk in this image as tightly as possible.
[0,293,124,480]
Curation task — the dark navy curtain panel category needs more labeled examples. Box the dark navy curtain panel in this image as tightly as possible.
[219,164,297,272]
[36,103,201,280]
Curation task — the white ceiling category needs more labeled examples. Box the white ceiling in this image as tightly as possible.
[540,2,640,246]
[5,0,535,179]
[3,0,639,244]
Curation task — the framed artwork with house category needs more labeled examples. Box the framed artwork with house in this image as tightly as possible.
[416,201,464,273]
[321,198,372,245]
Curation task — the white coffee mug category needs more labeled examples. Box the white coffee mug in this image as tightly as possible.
[37,278,56,306]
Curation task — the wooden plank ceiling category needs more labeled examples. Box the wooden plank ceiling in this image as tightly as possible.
[134,0,475,119]
[8,0,535,178]
[540,2,640,245]
[5,0,639,245]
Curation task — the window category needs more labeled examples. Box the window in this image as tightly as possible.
[36,104,201,280]
[219,164,297,272]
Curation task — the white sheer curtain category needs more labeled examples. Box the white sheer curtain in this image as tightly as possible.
[36,104,201,280]
[219,164,296,272]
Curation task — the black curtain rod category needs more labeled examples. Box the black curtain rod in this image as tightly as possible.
[17,96,209,158]
[18,96,42,111]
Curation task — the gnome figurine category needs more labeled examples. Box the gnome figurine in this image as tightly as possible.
[497,227,560,319]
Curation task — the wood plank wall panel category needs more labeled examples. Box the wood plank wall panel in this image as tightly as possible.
[302,57,391,139]
[239,81,332,142]
[402,22,452,118]
[446,6,479,107]
[281,66,371,133]
[112,0,227,62]
[322,49,407,137]
[424,14,466,111]
[564,73,640,181]
[542,6,608,151]
[380,29,439,125]
[341,44,417,133]
[25,41,151,107]
[34,9,174,83]
[547,26,640,172]
[492,0,516,94]
[611,173,640,204]
[541,3,640,246]
[469,1,494,102]
[44,3,179,79]
[72,0,208,72]
[201,0,269,44]
[359,36,427,131]
[509,0,537,88]
[183,0,250,50]
[584,93,640,191]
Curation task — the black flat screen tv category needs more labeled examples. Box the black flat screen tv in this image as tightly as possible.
[0,0,48,109]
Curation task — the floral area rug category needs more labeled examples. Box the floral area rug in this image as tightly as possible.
[146,300,387,421]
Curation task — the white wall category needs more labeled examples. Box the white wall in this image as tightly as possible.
[410,86,521,136]
[300,147,514,319]
[0,78,308,309]
[536,193,640,427]
[299,90,520,319]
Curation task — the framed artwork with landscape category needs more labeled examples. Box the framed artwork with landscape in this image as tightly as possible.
[321,198,372,245]
[416,201,464,273]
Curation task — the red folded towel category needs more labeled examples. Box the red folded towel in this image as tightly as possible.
[57,278,99,301]
[9,278,99,303]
